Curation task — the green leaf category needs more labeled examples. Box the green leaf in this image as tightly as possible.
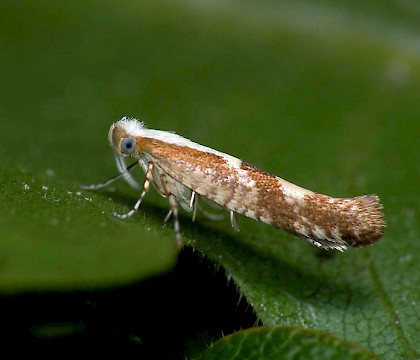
[0,168,177,292]
[0,1,419,358]
[196,327,380,360]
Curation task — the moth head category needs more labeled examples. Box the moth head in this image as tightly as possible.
[109,123,138,157]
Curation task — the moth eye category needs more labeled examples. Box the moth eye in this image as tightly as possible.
[121,137,136,155]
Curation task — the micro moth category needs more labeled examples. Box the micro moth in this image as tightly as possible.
[83,117,386,250]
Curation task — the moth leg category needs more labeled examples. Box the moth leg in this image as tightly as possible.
[160,173,183,250]
[189,191,225,222]
[230,211,240,232]
[190,191,198,222]
[163,210,173,223]
[113,161,154,219]
[81,161,139,190]
[194,197,225,221]
[198,206,225,221]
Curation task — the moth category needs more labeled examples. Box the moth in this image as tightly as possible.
[83,117,386,250]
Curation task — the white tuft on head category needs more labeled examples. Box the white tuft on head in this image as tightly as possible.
[117,117,147,135]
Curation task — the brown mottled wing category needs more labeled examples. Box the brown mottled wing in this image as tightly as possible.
[142,139,386,249]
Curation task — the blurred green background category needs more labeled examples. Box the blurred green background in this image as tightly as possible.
[0,1,419,358]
